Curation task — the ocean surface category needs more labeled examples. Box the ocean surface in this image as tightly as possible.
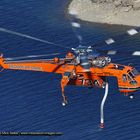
[0,0,140,140]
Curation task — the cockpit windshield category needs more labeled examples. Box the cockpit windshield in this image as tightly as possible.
[128,68,139,78]
[132,68,139,76]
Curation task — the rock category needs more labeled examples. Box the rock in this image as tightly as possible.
[91,0,98,2]
[121,0,130,6]
[92,0,135,7]
[70,0,140,26]
[133,0,140,10]
[97,0,106,3]
[92,0,114,3]
[114,0,122,7]
[106,0,114,3]
[91,0,140,10]
[121,6,132,12]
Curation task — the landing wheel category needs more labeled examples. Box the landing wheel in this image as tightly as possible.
[62,101,68,106]
[129,94,134,99]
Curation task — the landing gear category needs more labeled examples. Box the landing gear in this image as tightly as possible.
[129,94,134,99]
[62,101,68,106]
[100,82,109,129]
[61,74,70,106]
[61,90,68,106]
[124,93,128,96]
[124,92,134,99]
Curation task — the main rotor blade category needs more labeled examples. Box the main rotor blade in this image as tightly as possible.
[97,49,140,56]
[69,10,83,44]
[5,52,67,61]
[0,27,69,49]
[92,28,140,48]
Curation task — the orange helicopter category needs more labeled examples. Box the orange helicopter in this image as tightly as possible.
[0,11,140,129]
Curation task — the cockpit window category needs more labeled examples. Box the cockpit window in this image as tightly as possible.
[128,71,135,78]
[128,69,139,79]
[127,74,132,81]
[122,74,127,82]
[132,69,139,76]
[130,80,138,85]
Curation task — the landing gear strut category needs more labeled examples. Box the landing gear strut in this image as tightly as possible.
[61,74,70,106]
[129,94,134,99]
[100,82,109,129]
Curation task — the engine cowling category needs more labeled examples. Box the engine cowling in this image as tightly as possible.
[92,57,111,68]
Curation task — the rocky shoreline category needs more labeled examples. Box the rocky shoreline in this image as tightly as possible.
[68,0,140,26]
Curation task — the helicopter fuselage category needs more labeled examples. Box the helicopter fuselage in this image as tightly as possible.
[0,54,140,94]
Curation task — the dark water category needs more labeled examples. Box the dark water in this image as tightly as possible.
[0,0,140,140]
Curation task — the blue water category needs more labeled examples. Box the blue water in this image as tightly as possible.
[0,0,140,140]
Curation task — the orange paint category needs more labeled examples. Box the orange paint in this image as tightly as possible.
[0,53,140,103]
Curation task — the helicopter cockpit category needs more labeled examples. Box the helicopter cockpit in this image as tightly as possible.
[128,68,139,78]
[123,68,140,85]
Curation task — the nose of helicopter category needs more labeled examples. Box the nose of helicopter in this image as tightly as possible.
[135,75,140,90]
